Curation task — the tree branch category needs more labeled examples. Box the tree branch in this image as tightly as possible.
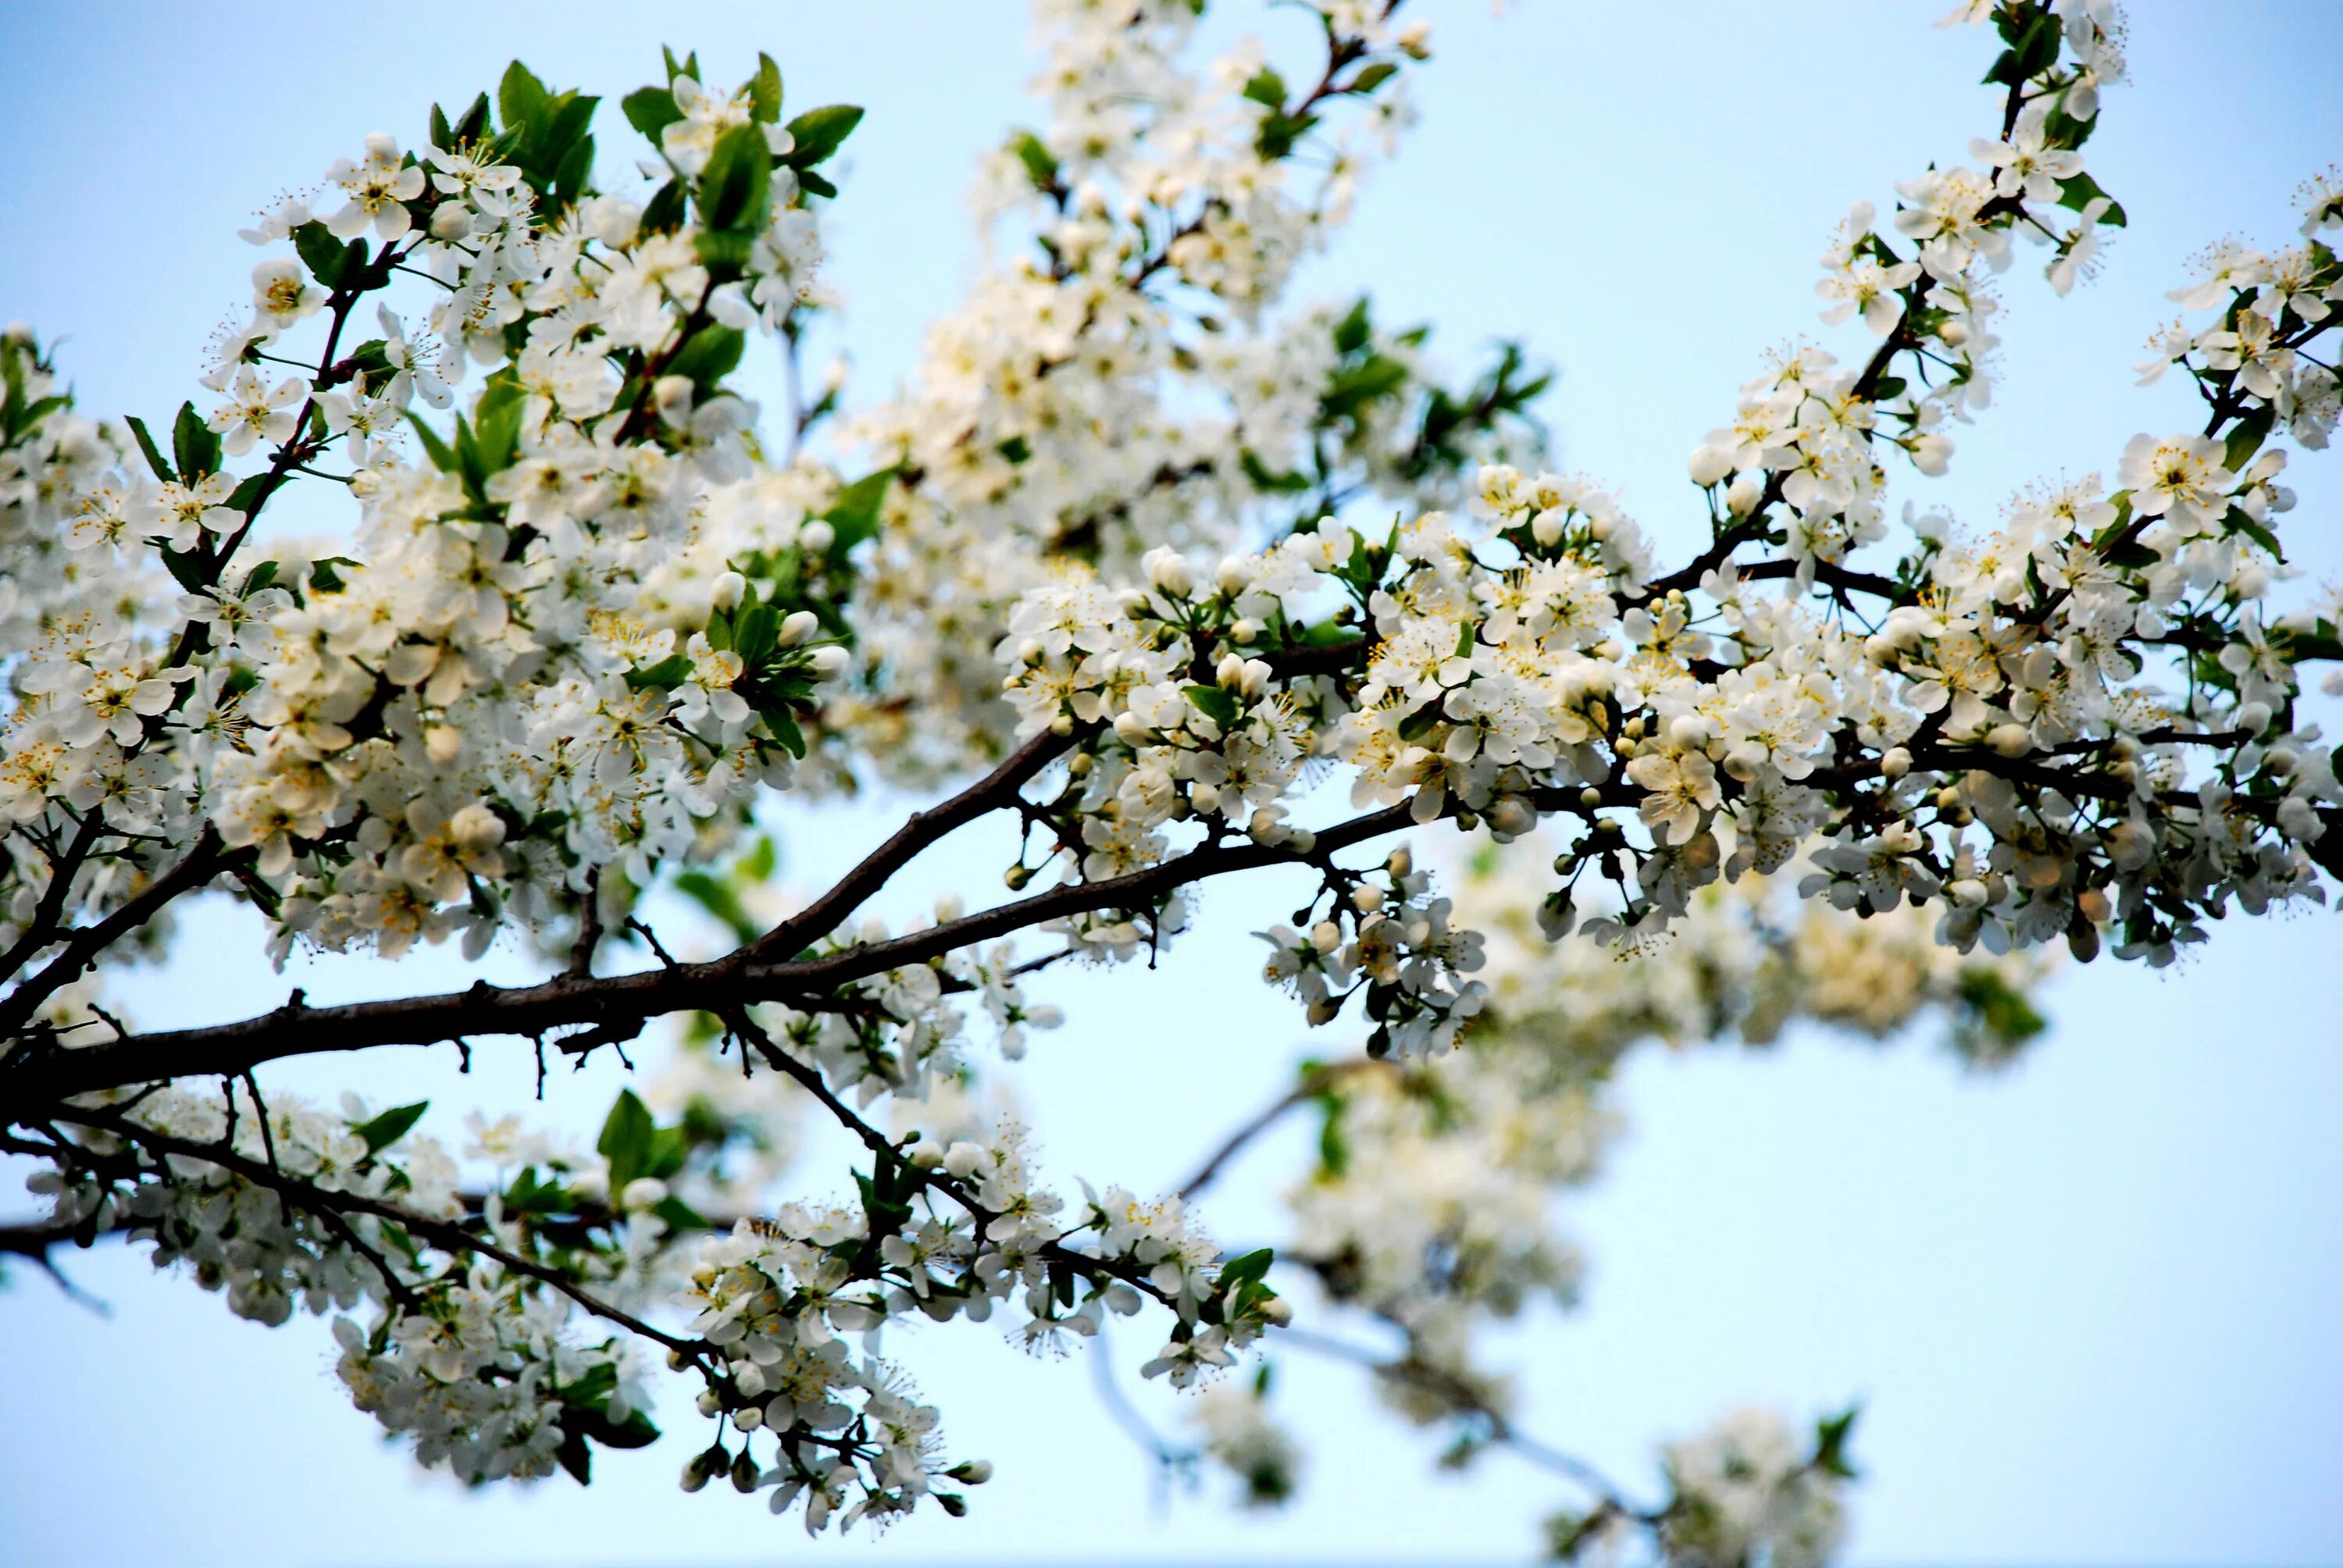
[48,1103,715,1363]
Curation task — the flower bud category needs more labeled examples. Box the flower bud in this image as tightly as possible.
[653,374,695,419]
[1143,546,1194,597]
[1688,444,1733,487]
[1724,472,1763,516]
[1880,747,1911,779]
[808,645,851,679]
[1485,796,1537,838]
[777,609,822,647]
[949,1459,993,1485]
[711,570,748,612]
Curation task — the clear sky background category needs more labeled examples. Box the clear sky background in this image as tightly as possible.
[2,2,2341,1565]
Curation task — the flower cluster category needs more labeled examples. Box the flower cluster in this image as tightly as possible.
[669,1110,1286,1531]
[27,1082,658,1487]
[5,1,2339,1559]
[831,2,1535,785]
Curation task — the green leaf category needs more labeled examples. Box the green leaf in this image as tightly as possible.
[344,339,393,395]
[733,602,779,668]
[352,1100,429,1154]
[2054,170,2127,229]
[741,835,778,880]
[2013,13,2062,79]
[449,92,493,148]
[539,93,600,160]
[1256,111,1319,162]
[1813,1405,1863,1480]
[639,177,686,234]
[308,557,356,593]
[675,868,761,945]
[555,1429,594,1485]
[819,467,894,551]
[223,473,269,514]
[783,104,864,168]
[1332,297,1372,355]
[698,124,772,234]
[794,168,838,201]
[173,401,221,482]
[157,546,205,593]
[749,53,784,123]
[498,61,551,138]
[1216,1247,1275,1288]
[597,1089,657,1192]
[1010,130,1059,191]
[1347,61,1398,94]
[2228,508,2285,561]
[1955,968,2046,1048]
[1322,353,1410,419]
[124,415,175,484]
[1184,683,1239,729]
[761,706,807,757]
[408,410,458,475]
[2224,403,2276,473]
[1241,66,1287,110]
[471,375,525,476]
[551,133,597,206]
[1237,449,1310,494]
[625,653,694,690]
[665,323,745,389]
[1316,1101,1350,1177]
[292,221,351,290]
[622,86,683,141]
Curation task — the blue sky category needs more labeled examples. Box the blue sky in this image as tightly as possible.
[2,2,2340,1564]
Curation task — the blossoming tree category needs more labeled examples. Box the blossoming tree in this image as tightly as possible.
[3,0,2338,1559]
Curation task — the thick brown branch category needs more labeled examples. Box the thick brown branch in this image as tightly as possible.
[4,800,1424,1103]
[744,725,1072,961]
